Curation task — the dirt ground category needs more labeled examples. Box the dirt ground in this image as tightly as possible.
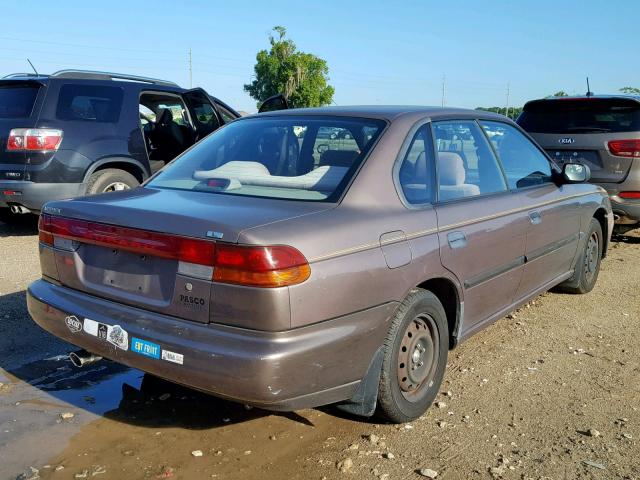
[1,217,638,480]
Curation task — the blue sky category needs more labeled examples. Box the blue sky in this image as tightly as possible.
[1,0,638,112]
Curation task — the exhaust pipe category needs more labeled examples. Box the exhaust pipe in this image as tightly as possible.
[9,204,31,214]
[69,350,102,368]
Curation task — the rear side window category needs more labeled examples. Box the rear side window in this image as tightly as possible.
[397,125,434,205]
[480,121,552,189]
[518,98,640,133]
[0,84,39,118]
[56,84,123,123]
[433,120,507,201]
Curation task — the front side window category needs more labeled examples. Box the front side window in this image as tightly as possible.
[148,116,386,202]
[56,84,123,122]
[480,121,553,189]
[397,125,434,204]
[433,120,507,201]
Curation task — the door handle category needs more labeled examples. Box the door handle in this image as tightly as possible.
[447,231,467,249]
[529,211,542,225]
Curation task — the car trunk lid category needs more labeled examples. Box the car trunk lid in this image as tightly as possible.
[41,187,331,322]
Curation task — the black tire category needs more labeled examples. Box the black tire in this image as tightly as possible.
[376,288,449,423]
[559,218,603,294]
[86,169,139,195]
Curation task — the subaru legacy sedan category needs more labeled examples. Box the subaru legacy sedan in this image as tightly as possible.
[28,106,613,423]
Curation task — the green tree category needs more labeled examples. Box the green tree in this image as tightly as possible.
[475,106,523,120]
[620,87,640,95]
[244,26,334,108]
[547,91,569,98]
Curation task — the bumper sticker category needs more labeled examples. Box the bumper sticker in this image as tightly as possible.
[82,318,129,351]
[161,350,184,365]
[64,315,83,333]
[132,337,161,359]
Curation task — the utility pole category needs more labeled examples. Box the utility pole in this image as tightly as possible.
[441,75,446,107]
[189,48,193,88]
[505,82,510,118]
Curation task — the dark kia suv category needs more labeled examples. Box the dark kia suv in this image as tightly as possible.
[518,95,640,233]
[0,70,240,217]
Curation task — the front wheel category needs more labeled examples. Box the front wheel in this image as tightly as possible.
[559,218,603,294]
[376,289,449,423]
[86,169,139,195]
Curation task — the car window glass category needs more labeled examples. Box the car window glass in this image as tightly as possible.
[0,85,40,118]
[480,121,552,189]
[433,120,506,201]
[56,84,123,123]
[397,125,433,204]
[311,127,360,167]
[215,102,236,123]
[148,116,386,202]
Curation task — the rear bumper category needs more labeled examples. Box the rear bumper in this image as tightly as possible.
[27,279,395,411]
[609,195,640,225]
[0,181,85,211]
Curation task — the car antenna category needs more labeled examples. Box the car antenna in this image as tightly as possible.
[27,58,39,76]
[585,77,593,97]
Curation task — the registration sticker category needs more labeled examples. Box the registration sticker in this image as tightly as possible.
[131,337,161,359]
[161,350,184,365]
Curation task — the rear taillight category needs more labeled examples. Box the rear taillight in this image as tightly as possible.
[213,244,311,287]
[7,128,63,152]
[607,139,640,158]
[619,191,640,199]
[38,214,310,288]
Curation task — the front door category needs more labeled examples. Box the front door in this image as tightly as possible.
[433,120,528,335]
[479,120,581,300]
[182,88,221,141]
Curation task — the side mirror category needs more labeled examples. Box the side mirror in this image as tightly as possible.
[258,94,289,113]
[562,163,591,183]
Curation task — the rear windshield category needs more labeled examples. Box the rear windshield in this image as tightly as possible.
[0,84,40,118]
[518,98,640,133]
[148,116,386,202]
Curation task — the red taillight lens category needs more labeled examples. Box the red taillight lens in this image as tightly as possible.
[7,128,63,152]
[214,244,311,287]
[38,214,311,287]
[619,191,640,199]
[608,139,640,158]
[38,214,215,266]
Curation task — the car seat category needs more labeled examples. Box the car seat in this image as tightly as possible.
[437,152,480,201]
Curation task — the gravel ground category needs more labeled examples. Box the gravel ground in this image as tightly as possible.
[0,216,638,480]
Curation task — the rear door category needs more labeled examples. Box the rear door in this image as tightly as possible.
[182,88,221,141]
[480,120,582,299]
[0,80,44,180]
[433,120,528,334]
[518,98,640,183]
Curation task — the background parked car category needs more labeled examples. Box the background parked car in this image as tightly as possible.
[517,95,640,234]
[0,70,241,218]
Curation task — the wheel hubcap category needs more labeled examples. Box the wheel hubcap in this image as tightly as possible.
[584,232,599,281]
[397,314,439,400]
[103,182,130,192]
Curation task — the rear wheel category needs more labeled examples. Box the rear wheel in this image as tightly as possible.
[376,289,449,423]
[86,169,139,195]
[560,218,603,294]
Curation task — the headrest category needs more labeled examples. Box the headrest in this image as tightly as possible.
[319,150,358,167]
[157,109,174,126]
[438,152,465,185]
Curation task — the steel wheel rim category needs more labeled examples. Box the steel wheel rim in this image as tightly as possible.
[584,232,599,282]
[103,182,130,192]
[397,314,439,401]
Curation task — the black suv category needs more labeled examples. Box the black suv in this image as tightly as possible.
[0,70,240,216]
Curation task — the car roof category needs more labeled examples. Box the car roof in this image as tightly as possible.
[524,95,640,108]
[253,105,509,122]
